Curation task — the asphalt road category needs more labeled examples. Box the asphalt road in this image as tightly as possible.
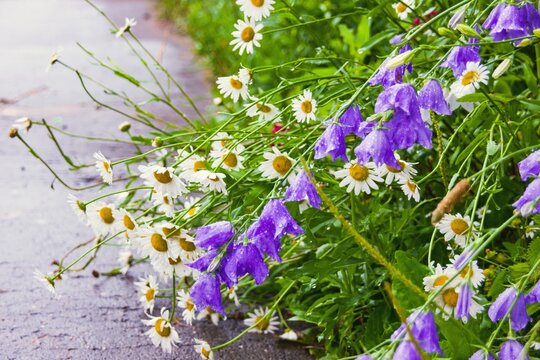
[0,1,312,359]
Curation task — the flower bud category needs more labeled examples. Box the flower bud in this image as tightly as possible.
[492,58,512,79]
[456,24,480,38]
[437,27,455,38]
[448,7,466,29]
[517,38,532,48]
[118,121,131,132]
[9,127,18,138]
[385,50,415,69]
[486,140,500,156]
[533,28,540,38]
[152,137,163,147]
[14,117,32,132]
[213,97,223,106]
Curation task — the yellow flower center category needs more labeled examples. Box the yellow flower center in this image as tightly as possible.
[99,207,115,224]
[255,316,270,331]
[162,196,170,205]
[145,288,155,301]
[229,78,243,90]
[223,153,238,167]
[153,170,173,184]
[179,237,196,252]
[396,2,407,13]
[201,347,211,359]
[193,160,207,171]
[186,298,195,311]
[187,207,197,216]
[241,26,255,42]
[123,214,135,230]
[461,70,480,86]
[433,275,449,287]
[102,161,111,173]
[154,319,171,337]
[272,155,293,176]
[450,218,469,235]
[162,226,177,237]
[349,164,369,181]
[168,256,181,265]
[257,103,272,113]
[460,266,472,278]
[151,233,168,252]
[406,180,417,193]
[442,288,458,307]
[251,0,264,6]
[385,160,405,173]
[300,100,312,114]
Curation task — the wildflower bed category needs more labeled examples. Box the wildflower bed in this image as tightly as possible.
[13,0,540,359]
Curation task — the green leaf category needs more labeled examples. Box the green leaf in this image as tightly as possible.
[392,251,429,309]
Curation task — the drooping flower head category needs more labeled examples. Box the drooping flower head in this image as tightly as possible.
[392,341,422,360]
[314,123,348,162]
[518,149,540,181]
[441,44,481,77]
[391,311,443,355]
[195,221,235,249]
[354,128,399,168]
[190,274,225,315]
[339,105,364,136]
[220,242,269,286]
[469,350,494,360]
[498,340,529,360]
[488,287,532,331]
[418,79,452,116]
[483,2,540,44]
[513,178,540,216]
[284,170,322,209]
[369,44,413,88]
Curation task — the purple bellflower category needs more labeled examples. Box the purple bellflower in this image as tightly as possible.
[314,123,348,162]
[483,2,540,44]
[354,128,399,168]
[469,350,494,360]
[456,283,474,323]
[518,149,540,181]
[525,279,540,304]
[221,242,269,286]
[393,341,422,360]
[418,79,452,116]
[284,170,322,209]
[190,274,225,315]
[369,44,413,88]
[391,311,443,355]
[339,105,364,137]
[195,221,235,249]
[187,248,219,272]
[513,178,540,216]
[488,287,532,332]
[355,355,373,360]
[247,199,303,262]
[441,44,481,77]
[498,340,529,360]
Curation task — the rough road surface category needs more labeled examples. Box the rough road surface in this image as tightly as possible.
[0,1,313,359]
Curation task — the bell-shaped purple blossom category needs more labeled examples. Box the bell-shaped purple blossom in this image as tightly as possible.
[483,2,540,44]
[488,287,532,331]
[354,128,399,168]
[375,83,421,116]
[456,283,474,322]
[355,355,373,360]
[498,340,529,360]
[518,149,540,181]
[195,221,235,249]
[513,178,540,216]
[187,248,219,272]
[369,44,413,88]
[190,274,225,315]
[357,120,376,139]
[393,341,422,360]
[284,170,321,209]
[441,45,481,77]
[339,105,364,136]
[418,79,452,116]
[247,199,303,261]
[390,34,404,45]
[386,112,433,150]
[314,123,348,162]
[220,242,269,286]
[469,350,494,360]
[525,279,540,304]
[391,311,443,355]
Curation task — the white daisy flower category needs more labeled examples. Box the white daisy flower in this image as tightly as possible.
[210,144,246,171]
[449,258,485,289]
[67,194,87,224]
[238,67,253,85]
[433,284,483,321]
[33,269,58,297]
[475,205,492,220]
[197,307,222,326]
[194,339,214,360]
[246,98,281,122]
[139,164,187,198]
[161,224,201,263]
[227,286,241,307]
[334,160,383,195]
[177,150,208,183]
[400,180,420,202]
[210,132,233,152]
[230,17,263,55]
[258,147,296,180]
[86,202,121,237]
[178,289,197,325]
[446,88,476,112]
[394,0,414,20]
[13,117,32,132]
[183,196,202,219]
[198,171,228,195]
[93,151,113,185]
[132,225,182,272]
[291,89,317,123]
[280,329,298,341]
[531,342,540,350]
[135,275,159,313]
[436,213,479,247]
[118,250,133,274]
[244,307,280,334]
[377,155,417,185]
[116,17,136,37]
[118,208,138,236]
[216,73,250,103]
[450,62,490,98]
[153,193,175,217]
[143,308,179,353]
[525,221,539,239]
[237,0,275,21]
[423,264,460,292]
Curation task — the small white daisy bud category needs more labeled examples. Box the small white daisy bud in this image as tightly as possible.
[280,329,298,341]
[14,117,32,132]
[456,24,480,38]
[486,140,499,156]
[9,127,18,138]
[213,97,223,106]
[492,58,512,79]
[118,121,131,132]
[152,137,163,147]
[386,50,415,69]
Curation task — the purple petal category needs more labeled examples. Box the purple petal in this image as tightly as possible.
[314,123,348,162]
[498,340,529,360]
[284,170,322,209]
[195,221,235,249]
[190,274,225,315]
[393,341,422,360]
[339,105,364,136]
[354,129,399,168]
[469,350,494,360]
[513,178,540,217]
[418,79,452,115]
[518,150,540,181]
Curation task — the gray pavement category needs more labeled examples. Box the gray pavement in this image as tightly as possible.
[0,1,312,359]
